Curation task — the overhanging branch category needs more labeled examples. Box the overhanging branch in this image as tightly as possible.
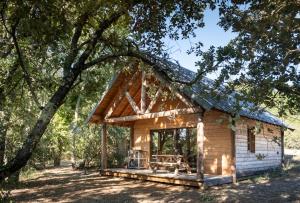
[10,19,42,108]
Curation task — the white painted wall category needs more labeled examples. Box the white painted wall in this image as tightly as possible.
[235,120,282,175]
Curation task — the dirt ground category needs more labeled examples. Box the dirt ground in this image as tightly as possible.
[7,155,300,203]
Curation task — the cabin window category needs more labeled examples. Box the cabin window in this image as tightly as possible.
[247,127,255,153]
[150,128,197,167]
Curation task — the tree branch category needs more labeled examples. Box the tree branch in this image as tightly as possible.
[10,24,42,109]
[0,4,137,181]
[76,9,127,68]
[83,52,129,69]
[63,11,92,78]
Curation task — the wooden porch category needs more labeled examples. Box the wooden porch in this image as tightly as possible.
[101,168,233,187]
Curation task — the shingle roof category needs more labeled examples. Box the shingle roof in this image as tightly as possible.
[150,56,289,129]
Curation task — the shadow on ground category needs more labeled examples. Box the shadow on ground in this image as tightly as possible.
[9,155,300,203]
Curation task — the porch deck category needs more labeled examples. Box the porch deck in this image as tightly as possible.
[101,168,233,187]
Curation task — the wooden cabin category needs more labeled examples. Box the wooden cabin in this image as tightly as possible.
[88,57,288,187]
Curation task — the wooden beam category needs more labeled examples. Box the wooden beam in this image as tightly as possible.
[145,87,162,113]
[105,107,202,123]
[231,118,237,184]
[141,70,146,113]
[105,71,140,119]
[90,114,102,123]
[101,123,108,170]
[196,115,204,181]
[125,91,141,114]
[172,90,194,108]
[152,70,195,108]
[118,79,142,117]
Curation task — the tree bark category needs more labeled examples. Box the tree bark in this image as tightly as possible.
[71,95,81,166]
[186,128,191,158]
[54,137,63,167]
[173,129,179,155]
[158,131,162,155]
[101,123,108,170]
[0,88,7,166]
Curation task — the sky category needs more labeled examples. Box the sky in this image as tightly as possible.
[164,8,236,74]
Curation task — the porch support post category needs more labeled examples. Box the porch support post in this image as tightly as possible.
[101,123,108,171]
[230,117,237,184]
[196,114,204,181]
[281,130,284,165]
[130,125,134,149]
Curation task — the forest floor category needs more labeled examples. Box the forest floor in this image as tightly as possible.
[7,155,300,203]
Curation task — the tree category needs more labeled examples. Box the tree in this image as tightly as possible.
[0,0,213,180]
[210,0,299,116]
[0,0,298,181]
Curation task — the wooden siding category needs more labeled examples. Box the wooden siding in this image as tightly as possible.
[235,119,282,175]
[133,109,233,176]
[203,110,233,175]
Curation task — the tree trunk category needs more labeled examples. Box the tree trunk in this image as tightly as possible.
[186,128,191,159]
[54,137,63,167]
[0,68,82,181]
[53,156,61,167]
[71,96,81,166]
[0,88,10,166]
[7,170,20,184]
[173,129,179,155]
[157,131,162,155]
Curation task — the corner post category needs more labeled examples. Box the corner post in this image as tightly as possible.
[196,113,204,181]
[101,123,108,171]
[230,116,237,184]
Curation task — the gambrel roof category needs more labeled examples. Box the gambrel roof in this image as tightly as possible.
[88,54,290,129]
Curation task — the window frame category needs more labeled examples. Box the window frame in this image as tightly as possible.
[247,127,256,153]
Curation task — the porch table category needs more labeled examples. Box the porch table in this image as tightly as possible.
[150,154,191,175]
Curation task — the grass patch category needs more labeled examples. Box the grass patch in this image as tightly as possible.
[283,162,300,175]
[248,156,300,184]
[20,167,38,181]
[249,168,285,183]
[0,187,12,203]
[199,193,216,202]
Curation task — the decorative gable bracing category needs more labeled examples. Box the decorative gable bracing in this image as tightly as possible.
[88,67,202,125]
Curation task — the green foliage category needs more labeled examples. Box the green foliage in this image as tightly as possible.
[0,187,11,202]
[0,0,298,181]
[284,115,300,149]
[107,126,130,168]
[216,0,300,115]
